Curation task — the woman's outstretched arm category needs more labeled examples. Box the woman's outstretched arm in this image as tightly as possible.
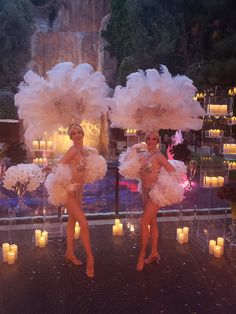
[157,152,175,173]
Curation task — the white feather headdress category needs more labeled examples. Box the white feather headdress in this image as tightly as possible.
[109,65,205,131]
[15,62,110,146]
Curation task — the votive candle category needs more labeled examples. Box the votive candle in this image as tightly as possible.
[183,227,189,243]
[42,231,48,245]
[39,236,46,248]
[216,237,224,255]
[213,245,221,258]
[7,250,16,264]
[35,229,42,247]
[10,244,18,260]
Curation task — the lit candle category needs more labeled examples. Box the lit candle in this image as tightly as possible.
[10,244,18,260]
[42,231,48,245]
[216,237,224,255]
[204,176,211,188]
[47,141,53,150]
[115,219,120,225]
[209,240,216,255]
[35,229,41,247]
[117,223,123,236]
[211,177,218,187]
[7,250,16,264]
[183,226,189,243]
[2,242,10,262]
[176,228,182,240]
[217,176,224,187]
[39,236,46,248]
[39,140,46,150]
[32,140,39,151]
[177,232,184,245]
[112,225,119,236]
[74,225,81,239]
[220,105,227,115]
[130,224,135,232]
[213,245,221,258]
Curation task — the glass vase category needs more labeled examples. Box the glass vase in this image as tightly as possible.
[15,185,28,212]
[226,202,236,246]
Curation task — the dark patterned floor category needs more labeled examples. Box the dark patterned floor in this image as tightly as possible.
[0,219,236,314]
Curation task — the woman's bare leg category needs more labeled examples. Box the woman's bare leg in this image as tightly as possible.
[66,195,94,277]
[65,213,82,265]
[150,216,159,255]
[137,199,158,271]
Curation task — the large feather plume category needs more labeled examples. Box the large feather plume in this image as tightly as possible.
[109,65,205,131]
[15,62,110,146]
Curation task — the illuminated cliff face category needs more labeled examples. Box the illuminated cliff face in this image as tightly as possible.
[28,0,112,156]
[30,0,111,75]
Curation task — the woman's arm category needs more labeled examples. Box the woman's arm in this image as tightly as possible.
[157,152,175,173]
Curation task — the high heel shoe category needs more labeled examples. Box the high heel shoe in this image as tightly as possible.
[86,257,94,279]
[65,254,83,266]
[144,253,160,265]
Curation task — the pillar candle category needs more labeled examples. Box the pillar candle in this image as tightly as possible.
[112,225,119,236]
[47,141,53,150]
[74,226,81,239]
[213,245,221,258]
[7,250,16,265]
[39,140,46,150]
[209,240,216,255]
[176,228,182,240]
[32,141,39,151]
[35,229,42,247]
[117,223,123,236]
[2,242,10,262]
[10,244,18,260]
[42,231,48,245]
[183,227,189,243]
[216,237,224,255]
[177,232,184,244]
[130,224,135,232]
[39,236,46,248]
[115,219,120,225]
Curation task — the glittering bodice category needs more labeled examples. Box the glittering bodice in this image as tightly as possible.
[140,151,161,189]
[70,147,87,184]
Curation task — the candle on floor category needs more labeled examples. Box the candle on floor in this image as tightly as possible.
[117,223,123,236]
[39,140,46,150]
[177,232,184,245]
[39,236,46,248]
[42,231,48,245]
[213,245,221,258]
[7,250,16,265]
[176,228,182,240]
[130,224,135,232]
[209,240,216,255]
[74,224,81,240]
[115,218,120,225]
[183,227,189,243]
[216,237,224,255]
[112,225,119,236]
[32,140,39,151]
[2,243,10,262]
[10,244,18,260]
[35,229,42,247]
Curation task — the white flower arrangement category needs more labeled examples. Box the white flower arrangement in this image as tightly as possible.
[3,163,45,195]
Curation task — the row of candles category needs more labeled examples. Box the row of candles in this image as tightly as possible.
[32,140,53,151]
[205,129,223,137]
[176,227,189,244]
[225,161,236,170]
[33,157,48,166]
[125,129,137,136]
[207,104,229,115]
[202,176,224,188]
[209,237,224,258]
[223,144,236,154]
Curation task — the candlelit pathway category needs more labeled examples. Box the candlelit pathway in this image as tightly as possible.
[0,219,236,314]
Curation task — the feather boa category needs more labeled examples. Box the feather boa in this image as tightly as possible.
[45,147,107,206]
[119,144,187,207]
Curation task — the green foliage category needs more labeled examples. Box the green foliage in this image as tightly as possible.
[105,0,236,88]
[0,0,33,91]
[0,90,18,119]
